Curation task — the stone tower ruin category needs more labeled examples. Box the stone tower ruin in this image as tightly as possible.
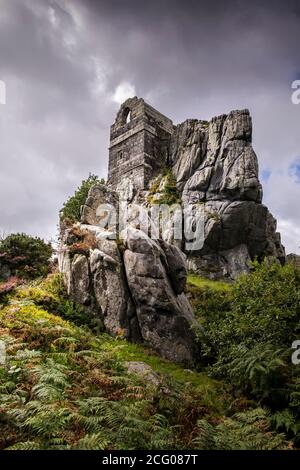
[105,97,285,279]
[108,97,173,191]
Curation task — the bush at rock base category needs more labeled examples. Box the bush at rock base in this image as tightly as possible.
[188,260,300,445]
[0,233,52,280]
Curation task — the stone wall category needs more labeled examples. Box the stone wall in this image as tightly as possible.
[108,97,173,190]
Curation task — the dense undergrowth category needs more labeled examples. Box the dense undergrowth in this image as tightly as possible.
[188,260,300,447]
[0,268,292,450]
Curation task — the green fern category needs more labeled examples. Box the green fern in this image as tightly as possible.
[5,441,40,450]
[193,419,216,449]
[193,408,289,450]
[32,359,69,402]
[271,409,300,437]
[76,433,109,450]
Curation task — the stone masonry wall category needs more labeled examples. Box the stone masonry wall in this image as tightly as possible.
[108,97,173,190]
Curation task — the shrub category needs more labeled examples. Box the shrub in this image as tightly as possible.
[202,260,300,356]
[0,233,52,280]
[186,278,232,362]
[60,174,105,223]
[161,171,181,205]
[195,260,300,444]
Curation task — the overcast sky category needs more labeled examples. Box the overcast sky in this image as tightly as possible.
[0,0,299,252]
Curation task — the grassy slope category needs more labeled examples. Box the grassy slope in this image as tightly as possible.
[188,274,231,292]
[0,273,288,450]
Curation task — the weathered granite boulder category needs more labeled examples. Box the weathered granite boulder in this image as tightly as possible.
[170,119,208,191]
[124,361,161,386]
[123,226,197,364]
[168,109,284,279]
[180,111,262,204]
[59,186,199,365]
[59,223,136,339]
[286,253,300,268]
[81,183,118,226]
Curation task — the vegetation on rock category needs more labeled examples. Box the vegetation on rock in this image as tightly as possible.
[147,170,181,206]
[60,174,105,223]
[66,225,98,258]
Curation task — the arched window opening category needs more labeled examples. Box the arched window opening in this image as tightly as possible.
[120,107,131,126]
[126,110,131,124]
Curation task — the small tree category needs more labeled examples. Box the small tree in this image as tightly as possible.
[0,233,53,279]
[60,174,105,223]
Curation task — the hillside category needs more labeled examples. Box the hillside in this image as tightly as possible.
[0,267,297,450]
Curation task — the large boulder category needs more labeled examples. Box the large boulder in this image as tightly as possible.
[123,227,198,364]
[81,183,119,226]
[170,119,208,191]
[59,223,137,339]
[59,185,198,365]
[131,108,284,280]
[171,109,284,279]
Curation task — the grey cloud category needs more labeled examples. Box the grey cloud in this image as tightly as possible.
[0,0,299,253]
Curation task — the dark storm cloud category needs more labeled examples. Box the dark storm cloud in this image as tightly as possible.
[0,0,299,251]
